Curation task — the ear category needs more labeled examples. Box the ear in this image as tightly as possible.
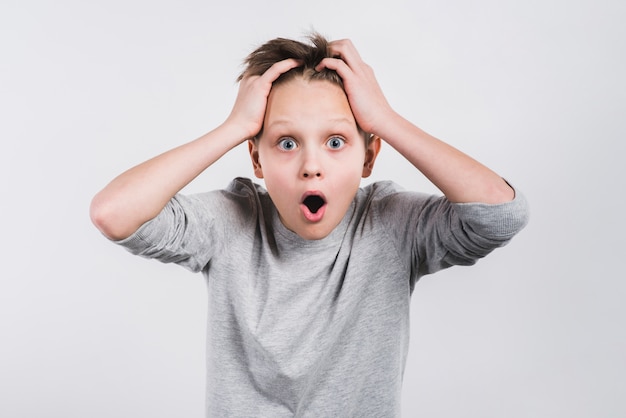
[248,139,264,179]
[362,135,382,178]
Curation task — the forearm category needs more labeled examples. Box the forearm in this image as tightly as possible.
[378,111,514,204]
[90,123,245,240]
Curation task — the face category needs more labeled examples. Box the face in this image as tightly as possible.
[249,77,380,240]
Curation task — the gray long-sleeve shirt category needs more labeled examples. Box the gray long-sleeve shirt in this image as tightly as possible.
[116,177,529,417]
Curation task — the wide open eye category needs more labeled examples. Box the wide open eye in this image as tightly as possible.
[278,138,297,151]
[326,136,345,150]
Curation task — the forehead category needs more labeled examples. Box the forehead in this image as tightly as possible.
[264,78,357,130]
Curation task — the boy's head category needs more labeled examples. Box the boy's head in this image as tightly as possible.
[242,33,381,240]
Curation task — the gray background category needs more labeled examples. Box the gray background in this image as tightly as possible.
[2,0,625,416]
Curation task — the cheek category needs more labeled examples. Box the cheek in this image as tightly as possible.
[258,147,287,168]
[262,165,295,196]
[332,151,366,176]
[330,162,364,192]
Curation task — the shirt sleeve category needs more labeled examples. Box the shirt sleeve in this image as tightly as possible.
[113,178,259,273]
[378,182,530,281]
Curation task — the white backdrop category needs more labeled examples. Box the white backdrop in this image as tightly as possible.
[2,0,625,416]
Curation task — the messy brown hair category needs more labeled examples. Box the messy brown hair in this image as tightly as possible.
[237,32,343,88]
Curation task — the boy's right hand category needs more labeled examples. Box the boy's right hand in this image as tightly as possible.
[225,58,302,142]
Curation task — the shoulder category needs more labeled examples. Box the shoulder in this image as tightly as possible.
[190,177,269,209]
[360,180,404,195]
[154,177,269,229]
[222,177,273,214]
[357,180,406,205]
[357,180,442,215]
[224,177,267,197]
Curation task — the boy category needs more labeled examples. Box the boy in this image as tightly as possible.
[90,33,529,417]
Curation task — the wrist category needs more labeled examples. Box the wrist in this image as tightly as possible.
[217,119,257,147]
[226,111,263,139]
[366,108,402,140]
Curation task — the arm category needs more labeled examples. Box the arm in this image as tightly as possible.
[316,40,514,204]
[90,59,302,241]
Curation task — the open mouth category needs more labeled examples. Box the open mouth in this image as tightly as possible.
[303,195,326,214]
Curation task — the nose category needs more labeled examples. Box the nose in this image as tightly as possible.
[301,149,323,179]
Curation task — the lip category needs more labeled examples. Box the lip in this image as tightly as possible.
[300,190,327,222]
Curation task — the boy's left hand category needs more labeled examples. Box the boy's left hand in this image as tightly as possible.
[315,39,394,136]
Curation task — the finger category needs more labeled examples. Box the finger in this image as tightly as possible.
[326,39,363,68]
[260,58,303,83]
[315,57,353,81]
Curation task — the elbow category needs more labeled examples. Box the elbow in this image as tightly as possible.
[89,193,133,241]
[483,178,516,205]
